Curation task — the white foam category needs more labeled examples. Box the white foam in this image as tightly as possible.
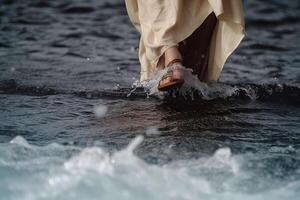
[64,147,113,175]
[1,136,300,200]
[269,145,296,154]
[10,135,30,147]
[211,147,239,175]
[48,136,248,199]
[145,126,160,135]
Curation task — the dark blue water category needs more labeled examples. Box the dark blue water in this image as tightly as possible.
[0,0,300,199]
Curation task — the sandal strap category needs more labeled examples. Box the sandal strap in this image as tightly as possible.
[159,71,173,85]
[161,71,173,79]
[166,58,182,68]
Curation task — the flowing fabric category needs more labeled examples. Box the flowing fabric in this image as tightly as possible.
[125,0,245,82]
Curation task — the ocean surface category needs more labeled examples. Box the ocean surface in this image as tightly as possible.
[0,0,300,199]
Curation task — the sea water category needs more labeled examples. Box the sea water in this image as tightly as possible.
[0,0,300,199]
[1,135,299,200]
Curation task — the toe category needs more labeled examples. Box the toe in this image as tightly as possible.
[172,69,184,80]
[159,76,172,86]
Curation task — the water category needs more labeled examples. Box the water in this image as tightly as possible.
[0,0,300,199]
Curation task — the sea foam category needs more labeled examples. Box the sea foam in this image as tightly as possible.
[0,136,299,200]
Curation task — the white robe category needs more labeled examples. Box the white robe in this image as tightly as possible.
[125,0,245,82]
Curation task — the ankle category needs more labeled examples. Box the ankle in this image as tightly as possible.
[164,46,182,67]
[166,59,182,68]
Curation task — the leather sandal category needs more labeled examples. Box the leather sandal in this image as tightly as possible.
[157,59,185,91]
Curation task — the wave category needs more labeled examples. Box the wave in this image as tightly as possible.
[0,79,299,104]
[1,135,299,200]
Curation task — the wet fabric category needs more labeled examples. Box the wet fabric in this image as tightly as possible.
[125,0,245,82]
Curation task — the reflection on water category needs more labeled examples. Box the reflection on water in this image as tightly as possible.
[0,0,300,199]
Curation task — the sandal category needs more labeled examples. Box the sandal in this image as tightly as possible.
[158,59,185,91]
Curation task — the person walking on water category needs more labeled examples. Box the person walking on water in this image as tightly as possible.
[125,0,245,91]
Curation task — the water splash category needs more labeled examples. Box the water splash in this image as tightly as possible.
[145,126,160,135]
[210,147,239,175]
[1,79,300,104]
[0,136,300,200]
[144,65,241,100]
[94,104,108,118]
[10,135,30,147]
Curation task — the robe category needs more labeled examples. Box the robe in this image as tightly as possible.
[125,0,245,82]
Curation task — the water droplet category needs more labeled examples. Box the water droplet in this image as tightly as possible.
[94,104,108,118]
[146,126,160,135]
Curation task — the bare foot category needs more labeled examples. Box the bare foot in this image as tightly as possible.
[158,46,185,90]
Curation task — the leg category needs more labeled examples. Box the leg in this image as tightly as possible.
[179,12,217,81]
[164,46,182,67]
[158,13,217,90]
